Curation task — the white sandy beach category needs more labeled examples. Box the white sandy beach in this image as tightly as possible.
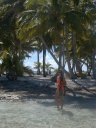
[0,76,96,128]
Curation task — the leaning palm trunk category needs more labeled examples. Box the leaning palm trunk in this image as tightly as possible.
[58,43,62,69]
[40,36,70,77]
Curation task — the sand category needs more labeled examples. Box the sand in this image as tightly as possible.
[0,76,96,128]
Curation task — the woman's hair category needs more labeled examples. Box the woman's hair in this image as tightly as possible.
[60,71,64,81]
[57,70,64,81]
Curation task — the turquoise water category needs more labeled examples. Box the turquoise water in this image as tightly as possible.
[0,97,96,128]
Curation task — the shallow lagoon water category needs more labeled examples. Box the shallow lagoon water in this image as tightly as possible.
[0,97,96,128]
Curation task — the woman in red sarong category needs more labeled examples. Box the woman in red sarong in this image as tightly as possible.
[55,71,66,110]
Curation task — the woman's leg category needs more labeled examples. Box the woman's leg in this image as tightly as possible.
[60,95,64,109]
[62,86,65,96]
[59,90,64,109]
[55,89,61,109]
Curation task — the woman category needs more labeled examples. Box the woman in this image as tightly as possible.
[55,70,66,110]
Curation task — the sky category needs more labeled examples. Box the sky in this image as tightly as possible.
[24,51,58,70]
[24,51,87,71]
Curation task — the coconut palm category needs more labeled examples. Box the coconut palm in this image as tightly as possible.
[17,0,96,78]
[34,62,42,74]
[45,63,54,75]
[17,0,70,75]
[0,0,35,78]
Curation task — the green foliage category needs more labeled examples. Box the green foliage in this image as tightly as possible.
[0,0,34,76]
[34,62,42,69]
[23,66,34,76]
[0,0,96,78]
[73,0,80,6]
[25,0,49,9]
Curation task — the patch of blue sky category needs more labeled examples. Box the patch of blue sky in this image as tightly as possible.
[24,51,87,71]
[24,51,58,70]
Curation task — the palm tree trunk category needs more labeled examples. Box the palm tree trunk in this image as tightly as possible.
[87,59,90,76]
[76,60,82,75]
[92,49,96,79]
[62,26,66,76]
[72,31,82,76]
[58,43,62,69]
[71,31,76,73]
[43,44,46,77]
[40,36,70,77]
[62,39,65,70]
[65,25,75,78]
[37,50,40,75]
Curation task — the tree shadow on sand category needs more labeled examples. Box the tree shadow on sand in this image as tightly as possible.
[0,80,56,99]
[0,80,96,110]
[72,79,96,96]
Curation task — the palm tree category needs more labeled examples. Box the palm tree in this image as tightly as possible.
[17,0,70,75]
[34,62,42,74]
[17,0,95,79]
[0,1,35,78]
[31,40,42,75]
[45,63,54,75]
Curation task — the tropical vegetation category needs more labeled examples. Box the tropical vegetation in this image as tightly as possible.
[0,0,96,79]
